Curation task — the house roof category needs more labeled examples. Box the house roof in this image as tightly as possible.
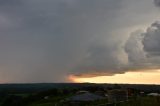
[69,92,105,102]
[147,93,160,96]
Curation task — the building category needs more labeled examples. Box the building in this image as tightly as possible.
[147,93,160,97]
[95,91,106,97]
[63,92,106,106]
[68,92,105,102]
[108,89,128,103]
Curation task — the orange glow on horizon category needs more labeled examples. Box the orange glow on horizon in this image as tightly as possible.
[70,70,160,84]
[68,75,82,83]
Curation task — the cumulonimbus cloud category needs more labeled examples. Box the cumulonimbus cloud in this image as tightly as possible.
[0,0,159,82]
[143,21,160,56]
[72,0,160,78]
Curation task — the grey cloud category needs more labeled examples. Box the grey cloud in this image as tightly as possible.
[124,20,160,71]
[143,21,160,56]
[0,0,123,82]
[72,0,160,78]
[72,43,127,76]
[125,30,146,64]
[154,0,160,7]
[0,0,159,82]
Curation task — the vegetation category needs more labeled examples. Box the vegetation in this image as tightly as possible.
[0,83,160,106]
[117,96,160,106]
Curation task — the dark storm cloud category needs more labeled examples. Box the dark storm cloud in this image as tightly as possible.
[143,21,160,56]
[154,0,160,7]
[0,0,159,82]
[125,21,160,71]
[125,21,160,61]
[125,30,146,64]
[72,0,158,78]
[0,0,124,82]
[72,43,127,77]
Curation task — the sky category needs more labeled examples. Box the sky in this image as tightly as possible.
[0,0,160,83]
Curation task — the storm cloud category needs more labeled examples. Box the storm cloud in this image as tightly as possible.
[125,30,146,65]
[143,21,160,56]
[0,0,159,83]
[124,0,160,72]
[154,0,160,7]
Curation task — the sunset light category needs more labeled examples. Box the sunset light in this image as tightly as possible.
[71,70,160,84]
